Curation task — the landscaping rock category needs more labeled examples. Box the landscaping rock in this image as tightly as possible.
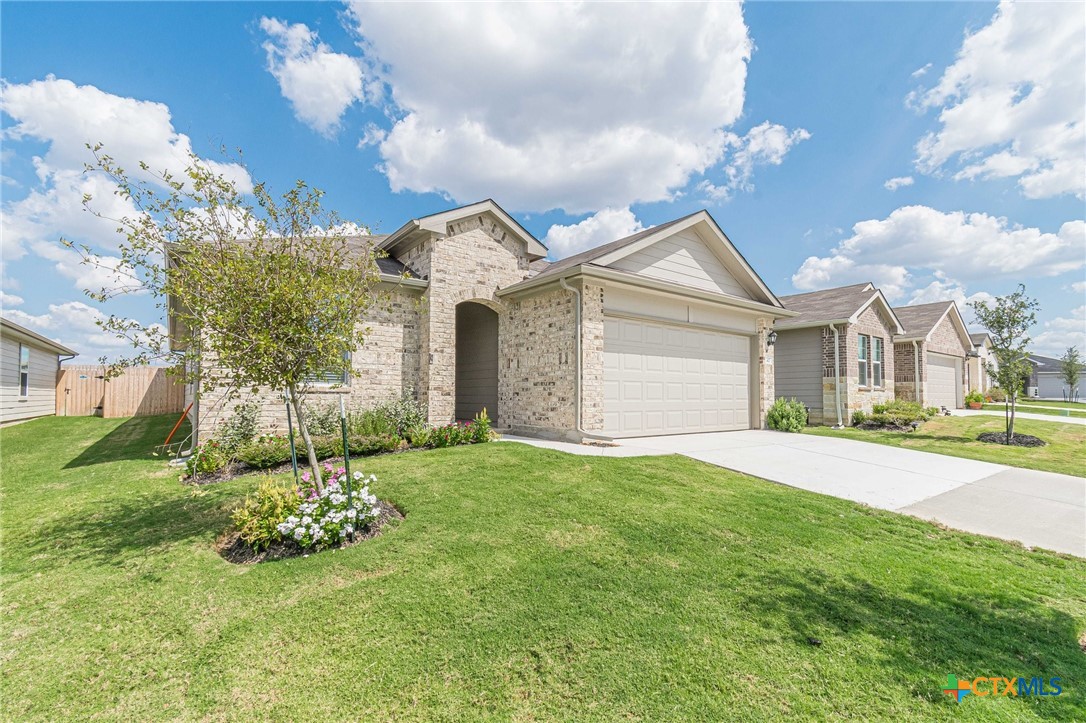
[976,432,1047,447]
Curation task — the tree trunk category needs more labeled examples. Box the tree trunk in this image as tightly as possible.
[289,384,324,492]
[1007,392,1016,443]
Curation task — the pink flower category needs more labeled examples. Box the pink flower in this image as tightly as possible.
[301,471,311,482]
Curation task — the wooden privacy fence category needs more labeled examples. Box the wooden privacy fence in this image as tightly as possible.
[56,365,185,418]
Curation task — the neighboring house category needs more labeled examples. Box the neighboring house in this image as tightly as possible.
[0,317,77,423]
[966,332,997,394]
[774,283,904,426]
[892,301,972,410]
[1027,353,1085,400]
[184,200,795,442]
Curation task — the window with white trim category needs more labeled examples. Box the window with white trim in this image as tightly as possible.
[872,337,884,387]
[303,350,352,386]
[18,344,29,397]
[857,334,869,386]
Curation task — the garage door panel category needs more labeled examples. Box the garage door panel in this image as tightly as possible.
[603,316,751,436]
[927,354,960,409]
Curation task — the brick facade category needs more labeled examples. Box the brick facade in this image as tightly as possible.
[892,312,969,408]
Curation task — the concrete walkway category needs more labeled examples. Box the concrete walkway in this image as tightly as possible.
[501,431,1085,556]
[951,409,1086,426]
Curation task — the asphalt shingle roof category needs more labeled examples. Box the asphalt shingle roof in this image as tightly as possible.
[775,283,875,328]
[892,301,955,337]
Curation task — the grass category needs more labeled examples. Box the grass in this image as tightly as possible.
[982,403,1086,419]
[3,415,1085,721]
[806,416,1086,478]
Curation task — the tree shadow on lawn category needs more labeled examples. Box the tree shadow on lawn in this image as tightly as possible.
[740,570,1085,718]
[62,414,189,469]
[23,488,235,571]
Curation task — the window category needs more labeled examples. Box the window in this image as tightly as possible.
[872,337,884,387]
[857,334,869,386]
[18,344,29,397]
[303,350,351,386]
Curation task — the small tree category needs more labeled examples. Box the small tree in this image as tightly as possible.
[67,145,390,491]
[1059,347,1083,401]
[969,285,1039,443]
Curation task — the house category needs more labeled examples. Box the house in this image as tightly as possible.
[966,332,997,394]
[774,283,904,425]
[0,317,77,424]
[891,301,972,410]
[1027,353,1084,400]
[188,200,795,442]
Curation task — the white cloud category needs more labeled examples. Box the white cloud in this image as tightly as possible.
[346,2,809,213]
[792,205,1085,300]
[1,291,24,307]
[699,122,810,200]
[914,1,1085,199]
[29,241,140,297]
[911,63,932,79]
[4,300,163,363]
[883,175,914,191]
[259,17,366,137]
[543,207,644,259]
[905,272,995,318]
[0,77,253,262]
[1070,281,1086,294]
[1031,306,1086,358]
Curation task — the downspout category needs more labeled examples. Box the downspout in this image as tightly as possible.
[831,324,843,428]
[559,276,585,435]
[912,340,921,403]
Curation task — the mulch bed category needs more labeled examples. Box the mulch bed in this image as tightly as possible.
[856,422,917,432]
[180,452,404,486]
[216,499,404,564]
[977,432,1047,447]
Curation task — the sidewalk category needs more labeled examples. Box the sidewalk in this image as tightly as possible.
[951,409,1086,426]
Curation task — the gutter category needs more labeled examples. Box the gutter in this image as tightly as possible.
[831,324,843,427]
[912,340,921,402]
[558,276,586,435]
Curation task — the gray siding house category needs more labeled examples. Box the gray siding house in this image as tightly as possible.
[1028,354,1084,400]
[0,317,77,423]
[185,200,796,442]
[774,283,904,425]
[892,302,972,410]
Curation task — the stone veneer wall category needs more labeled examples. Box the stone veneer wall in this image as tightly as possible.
[580,283,606,433]
[756,317,775,428]
[412,216,533,426]
[499,287,577,435]
[194,287,422,441]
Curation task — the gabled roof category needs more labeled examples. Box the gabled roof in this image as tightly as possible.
[379,199,548,260]
[1028,354,1064,372]
[776,282,904,333]
[0,317,77,356]
[969,332,992,348]
[892,301,972,348]
[517,209,785,310]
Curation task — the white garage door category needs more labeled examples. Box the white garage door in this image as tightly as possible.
[927,353,961,410]
[603,316,751,436]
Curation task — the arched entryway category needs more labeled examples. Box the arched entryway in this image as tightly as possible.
[455,301,499,423]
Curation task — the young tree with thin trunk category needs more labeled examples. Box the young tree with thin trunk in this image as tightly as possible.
[67,145,389,491]
[1059,346,1083,401]
[968,285,1039,443]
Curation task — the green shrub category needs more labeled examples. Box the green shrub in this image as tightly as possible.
[766,398,808,432]
[965,389,984,405]
[303,402,343,437]
[185,440,228,477]
[856,400,933,428]
[236,435,293,469]
[231,478,300,551]
[217,401,260,453]
[429,423,469,448]
[406,426,431,448]
[988,387,1007,402]
[925,406,940,418]
[852,410,867,426]
[469,408,493,443]
[348,407,397,437]
[347,434,401,456]
[382,394,427,435]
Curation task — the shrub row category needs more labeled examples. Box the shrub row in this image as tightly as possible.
[852,400,939,429]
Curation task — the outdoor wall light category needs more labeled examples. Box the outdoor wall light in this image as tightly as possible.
[766,330,778,347]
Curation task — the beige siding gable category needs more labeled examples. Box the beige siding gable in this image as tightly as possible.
[609,229,751,299]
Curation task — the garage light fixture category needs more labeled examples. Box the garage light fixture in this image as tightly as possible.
[766,330,778,347]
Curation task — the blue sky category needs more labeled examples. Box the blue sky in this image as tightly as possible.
[2,1,1083,361]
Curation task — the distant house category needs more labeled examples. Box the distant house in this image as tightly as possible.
[891,302,972,410]
[774,283,904,425]
[1027,353,1084,400]
[967,332,997,395]
[0,317,77,423]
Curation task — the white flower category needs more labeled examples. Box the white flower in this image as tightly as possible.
[353,471,363,480]
[344,524,354,535]
[346,508,357,519]
[293,527,304,540]
[301,516,312,525]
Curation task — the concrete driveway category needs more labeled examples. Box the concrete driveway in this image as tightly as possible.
[614,430,1086,557]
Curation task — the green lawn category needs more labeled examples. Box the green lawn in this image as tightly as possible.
[807,415,1086,478]
[3,416,1084,721]
[982,403,1086,419]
